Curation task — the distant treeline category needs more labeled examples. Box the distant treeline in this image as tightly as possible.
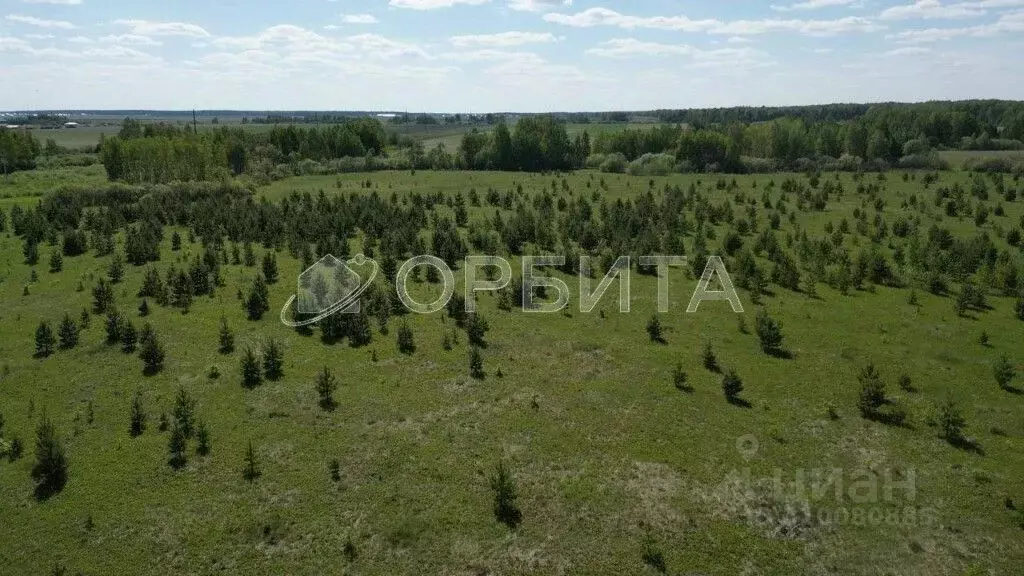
[7,100,1022,181]
[0,128,41,173]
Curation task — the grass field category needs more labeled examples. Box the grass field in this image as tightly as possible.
[0,166,1023,575]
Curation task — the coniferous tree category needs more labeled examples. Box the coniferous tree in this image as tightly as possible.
[347,306,373,348]
[49,250,62,273]
[35,321,55,358]
[167,422,187,469]
[722,369,744,402]
[938,398,966,445]
[316,366,337,410]
[108,252,125,284]
[245,274,270,320]
[31,412,68,499]
[755,309,784,355]
[57,313,79,350]
[121,321,138,353]
[857,363,886,417]
[24,240,39,265]
[129,392,146,437]
[672,363,690,392]
[489,461,521,528]
[195,421,210,456]
[262,252,279,284]
[243,242,256,267]
[171,269,193,311]
[172,388,195,438]
[171,231,182,251]
[92,279,115,314]
[466,313,490,347]
[104,308,124,345]
[702,341,718,372]
[646,314,664,343]
[262,338,284,381]
[79,308,90,330]
[469,345,485,379]
[243,440,260,481]
[994,355,1016,390]
[218,316,235,354]
[138,299,150,317]
[240,348,262,388]
[397,321,415,354]
[1016,296,1024,321]
[138,323,165,375]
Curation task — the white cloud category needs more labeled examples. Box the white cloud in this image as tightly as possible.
[711,16,882,35]
[67,35,91,43]
[6,14,77,29]
[542,7,881,35]
[585,38,772,69]
[726,36,753,43]
[508,0,571,11]
[340,14,379,24]
[25,33,55,39]
[22,0,83,4]
[449,31,558,47]
[888,8,1024,41]
[389,0,490,9]
[439,49,540,61]
[771,0,861,11]
[880,0,986,20]
[113,19,210,38]
[99,34,161,46]
[884,46,934,55]
[542,7,720,31]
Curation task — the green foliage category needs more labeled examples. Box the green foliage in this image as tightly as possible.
[243,441,260,482]
[218,317,235,354]
[397,321,415,355]
[32,413,68,499]
[489,461,521,528]
[172,388,196,439]
[993,355,1016,390]
[138,323,165,375]
[129,392,146,437]
[195,421,211,456]
[702,341,718,372]
[167,422,187,469]
[722,369,744,401]
[646,314,664,343]
[240,348,262,389]
[316,366,337,410]
[465,313,489,347]
[755,309,784,355]
[57,314,79,350]
[120,321,138,353]
[469,346,484,379]
[245,274,270,321]
[34,321,55,358]
[938,398,966,445]
[261,338,284,381]
[857,364,886,417]
[672,363,690,392]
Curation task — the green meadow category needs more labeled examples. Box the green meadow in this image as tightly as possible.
[0,166,1022,576]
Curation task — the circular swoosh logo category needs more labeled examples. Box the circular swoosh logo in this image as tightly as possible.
[279,254,379,328]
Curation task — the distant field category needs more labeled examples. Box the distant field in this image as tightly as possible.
[939,149,1024,168]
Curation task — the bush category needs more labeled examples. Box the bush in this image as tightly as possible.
[626,153,676,176]
[897,153,949,171]
[469,346,485,379]
[646,314,664,343]
[740,156,778,174]
[963,156,1023,174]
[316,366,337,410]
[993,355,1016,390]
[396,321,415,355]
[938,398,966,445]
[598,153,627,173]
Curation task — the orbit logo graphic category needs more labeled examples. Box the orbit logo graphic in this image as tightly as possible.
[279,254,378,328]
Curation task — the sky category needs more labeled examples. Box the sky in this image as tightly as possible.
[0,0,1022,112]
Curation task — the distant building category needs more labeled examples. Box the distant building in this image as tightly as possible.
[63,122,79,128]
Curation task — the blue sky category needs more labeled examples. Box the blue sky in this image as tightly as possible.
[1,0,1022,111]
